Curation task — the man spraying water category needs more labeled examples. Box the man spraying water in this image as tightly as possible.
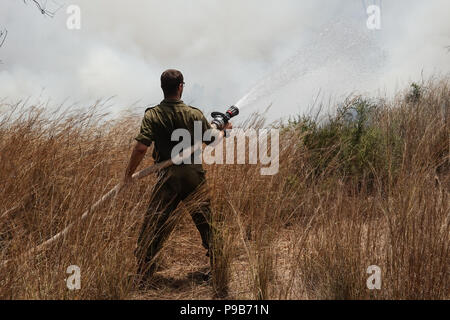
[122,69,233,285]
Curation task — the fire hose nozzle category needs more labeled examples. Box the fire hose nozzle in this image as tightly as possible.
[211,106,239,130]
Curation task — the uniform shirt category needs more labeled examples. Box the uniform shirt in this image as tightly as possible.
[135,99,213,166]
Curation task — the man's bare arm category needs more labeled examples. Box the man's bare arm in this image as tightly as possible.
[123,141,149,183]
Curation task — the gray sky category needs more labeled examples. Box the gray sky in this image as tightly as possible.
[1,0,449,121]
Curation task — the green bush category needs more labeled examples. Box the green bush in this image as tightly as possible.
[406,82,422,103]
[285,97,396,188]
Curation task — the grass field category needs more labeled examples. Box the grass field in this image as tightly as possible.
[0,78,448,299]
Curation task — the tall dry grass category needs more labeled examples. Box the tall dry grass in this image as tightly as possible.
[0,78,448,299]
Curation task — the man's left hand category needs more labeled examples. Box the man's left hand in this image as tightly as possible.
[224,122,233,130]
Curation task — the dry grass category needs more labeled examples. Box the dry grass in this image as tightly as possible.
[0,78,448,300]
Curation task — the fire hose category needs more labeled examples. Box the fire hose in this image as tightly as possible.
[1,106,239,267]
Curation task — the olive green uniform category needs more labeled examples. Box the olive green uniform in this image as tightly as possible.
[134,99,213,279]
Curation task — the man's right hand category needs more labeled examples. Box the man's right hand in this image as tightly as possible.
[119,175,133,192]
[123,174,133,185]
[120,141,149,192]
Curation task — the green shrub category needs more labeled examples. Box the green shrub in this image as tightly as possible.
[406,82,422,103]
[286,97,398,189]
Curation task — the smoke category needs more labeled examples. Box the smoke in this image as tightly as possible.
[0,0,449,120]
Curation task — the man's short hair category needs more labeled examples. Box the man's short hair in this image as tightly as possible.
[161,69,184,96]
